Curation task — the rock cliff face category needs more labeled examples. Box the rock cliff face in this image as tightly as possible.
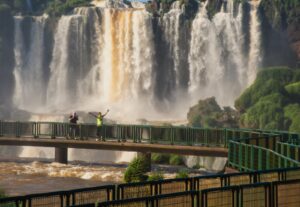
[260,0,300,65]
[288,23,300,61]
[0,5,14,111]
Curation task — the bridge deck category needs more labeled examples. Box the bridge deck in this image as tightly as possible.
[0,137,228,157]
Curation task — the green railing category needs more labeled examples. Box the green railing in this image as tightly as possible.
[1,121,300,172]
[276,142,300,161]
[228,141,300,171]
[1,167,300,207]
[0,121,229,147]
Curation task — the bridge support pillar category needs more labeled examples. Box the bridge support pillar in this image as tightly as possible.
[137,152,151,172]
[55,147,68,164]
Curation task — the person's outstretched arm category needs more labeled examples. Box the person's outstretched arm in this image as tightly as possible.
[103,109,110,117]
[88,112,97,118]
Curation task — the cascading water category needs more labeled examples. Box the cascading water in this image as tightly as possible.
[47,15,84,108]
[188,0,248,106]
[12,0,262,119]
[10,0,263,163]
[26,0,33,12]
[13,16,48,111]
[247,0,262,84]
[161,2,183,88]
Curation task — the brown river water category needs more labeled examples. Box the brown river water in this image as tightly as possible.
[0,158,207,196]
[0,159,125,196]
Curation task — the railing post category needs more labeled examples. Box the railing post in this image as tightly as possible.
[204,129,208,146]
[250,145,254,170]
[224,128,228,147]
[258,148,262,170]
[79,124,83,140]
[171,127,174,145]
[32,122,38,138]
[16,121,20,138]
[150,126,153,144]
[238,144,243,171]
[0,120,2,137]
[122,126,126,142]
[245,144,249,170]
[66,193,70,207]
[139,127,142,143]
[51,123,56,139]
[266,150,270,170]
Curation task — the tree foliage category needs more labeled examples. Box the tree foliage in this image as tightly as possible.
[169,154,185,165]
[236,67,300,133]
[124,157,149,183]
[0,0,92,16]
[260,0,300,29]
[151,153,170,164]
[187,97,239,128]
[175,170,189,178]
[147,172,164,181]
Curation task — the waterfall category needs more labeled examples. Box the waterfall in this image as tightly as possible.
[161,3,183,88]
[247,0,262,84]
[46,16,74,108]
[188,0,256,106]
[13,16,48,111]
[11,1,262,120]
[8,1,265,164]
[26,0,33,12]
[47,8,154,119]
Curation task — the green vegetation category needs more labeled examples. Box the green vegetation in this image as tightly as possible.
[188,67,300,133]
[175,170,189,178]
[151,153,170,164]
[285,82,300,99]
[124,157,149,183]
[147,172,164,181]
[187,97,239,128]
[0,0,92,16]
[0,189,6,198]
[192,163,204,169]
[169,154,185,165]
[260,0,300,29]
[146,0,199,18]
[284,104,300,132]
[151,153,186,166]
[45,0,92,16]
[235,67,300,133]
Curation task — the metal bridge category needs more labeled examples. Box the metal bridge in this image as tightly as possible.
[0,121,299,170]
[0,121,300,206]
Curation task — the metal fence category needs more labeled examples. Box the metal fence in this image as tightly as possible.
[2,167,300,207]
[0,121,299,151]
[0,185,115,207]
[73,179,300,207]
[228,141,300,171]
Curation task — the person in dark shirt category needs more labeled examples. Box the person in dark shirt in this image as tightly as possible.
[68,112,78,139]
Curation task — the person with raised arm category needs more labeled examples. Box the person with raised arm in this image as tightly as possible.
[89,109,109,141]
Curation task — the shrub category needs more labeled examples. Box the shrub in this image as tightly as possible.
[169,154,185,166]
[0,189,7,198]
[187,97,239,128]
[285,82,300,98]
[284,104,300,133]
[151,153,170,164]
[240,93,285,130]
[124,157,149,183]
[46,0,92,16]
[236,67,300,132]
[175,170,189,179]
[147,172,164,181]
[235,67,294,112]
